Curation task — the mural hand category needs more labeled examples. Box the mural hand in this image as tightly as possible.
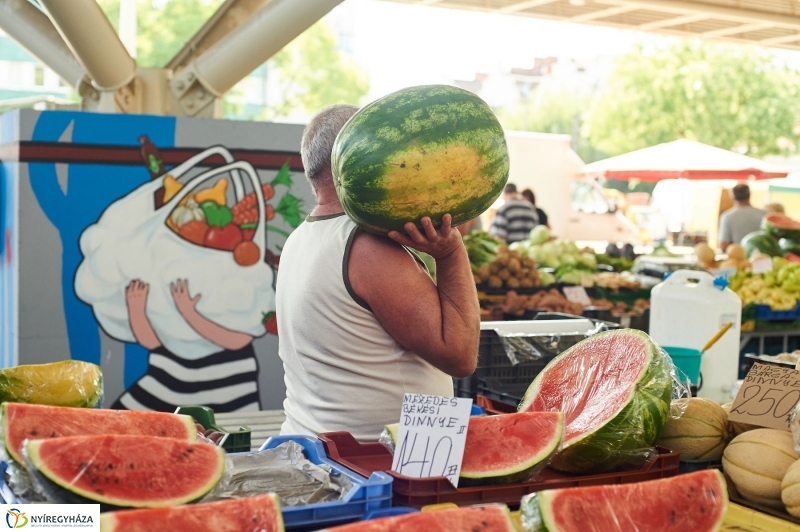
[170,279,201,316]
[125,280,149,315]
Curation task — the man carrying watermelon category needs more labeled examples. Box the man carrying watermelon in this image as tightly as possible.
[719,183,766,252]
[275,103,481,441]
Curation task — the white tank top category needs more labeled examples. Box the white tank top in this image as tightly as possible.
[276,213,454,441]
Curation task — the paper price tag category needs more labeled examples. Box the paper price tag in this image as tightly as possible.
[751,257,774,274]
[390,394,472,487]
[728,363,800,432]
[563,286,592,306]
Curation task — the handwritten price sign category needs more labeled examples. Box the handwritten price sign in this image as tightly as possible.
[728,362,800,431]
[390,394,472,487]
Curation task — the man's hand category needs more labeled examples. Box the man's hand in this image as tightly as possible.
[387,214,463,260]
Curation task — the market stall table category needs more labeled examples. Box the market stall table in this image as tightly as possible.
[215,409,286,451]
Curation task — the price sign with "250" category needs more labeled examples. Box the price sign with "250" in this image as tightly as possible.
[728,362,800,431]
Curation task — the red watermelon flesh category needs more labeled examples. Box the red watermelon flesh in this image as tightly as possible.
[528,469,727,532]
[99,494,284,532]
[2,403,196,464]
[519,329,672,474]
[27,434,224,507]
[318,505,516,532]
[460,412,563,483]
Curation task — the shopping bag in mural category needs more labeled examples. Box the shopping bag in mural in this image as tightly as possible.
[75,146,281,358]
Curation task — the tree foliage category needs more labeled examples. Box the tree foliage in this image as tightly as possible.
[264,22,369,119]
[586,41,800,157]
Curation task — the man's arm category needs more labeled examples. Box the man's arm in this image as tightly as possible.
[719,214,731,252]
[348,216,479,377]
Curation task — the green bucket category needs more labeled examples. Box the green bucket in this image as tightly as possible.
[663,346,703,388]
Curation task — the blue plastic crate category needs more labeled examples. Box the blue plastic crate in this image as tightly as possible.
[470,404,485,416]
[260,435,393,530]
[755,304,800,321]
[363,507,418,521]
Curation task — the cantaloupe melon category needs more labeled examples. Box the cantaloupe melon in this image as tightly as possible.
[721,402,760,437]
[657,398,729,462]
[782,459,800,517]
[722,428,797,509]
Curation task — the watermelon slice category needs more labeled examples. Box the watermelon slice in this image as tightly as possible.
[26,434,224,508]
[318,504,516,531]
[521,469,727,532]
[2,403,196,465]
[519,329,672,474]
[99,494,284,532]
[386,412,564,484]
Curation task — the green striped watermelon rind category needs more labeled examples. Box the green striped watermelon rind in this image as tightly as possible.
[524,470,728,532]
[25,437,225,509]
[519,329,672,474]
[332,84,509,235]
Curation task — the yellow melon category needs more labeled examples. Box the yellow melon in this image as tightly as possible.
[782,459,800,517]
[721,402,760,437]
[722,428,797,509]
[657,398,729,461]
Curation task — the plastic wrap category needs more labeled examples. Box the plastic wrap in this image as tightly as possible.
[492,319,611,365]
[520,330,690,474]
[791,401,800,456]
[0,360,103,408]
[519,470,728,532]
[202,441,353,506]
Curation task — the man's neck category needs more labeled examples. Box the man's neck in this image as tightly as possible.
[309,178,344,217]
[735,200,751,207]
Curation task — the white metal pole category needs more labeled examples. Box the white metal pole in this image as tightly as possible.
[192,0,344,96]
[119,0,138,59]
[0,0,87,89]
[39,0,136,91]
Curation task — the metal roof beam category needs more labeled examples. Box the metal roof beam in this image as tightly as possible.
[572,5,637,22]
[0,0,88,90]
[701,22,773,38]
[500,0,558,15]
[604,0,800,31]
[638,13,709,30]
[166,0,271,70]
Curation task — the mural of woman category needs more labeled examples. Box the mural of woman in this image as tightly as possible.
[116,278,259,411]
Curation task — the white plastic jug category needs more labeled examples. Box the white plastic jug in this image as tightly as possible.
[649,270,742,404]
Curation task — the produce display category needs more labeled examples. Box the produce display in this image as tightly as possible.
[331,85,509,235]
[2,403,196,464]
[165,165,300,267]
[519,470,728,532]
[782,460,800,518]
[319,505,516,532]
[100,494,284,532]
[765,213,800,242]
[519,330,672,474]
[26,434,224,507]
[721,402,760,437]
[386,412,564,485]
[0,360,102,408]
[656,398,728,462]
[474,245,541,290]
[729,256,800,310]
[722,428,797,510]
[481,288,649,322]
[742,231,784,258]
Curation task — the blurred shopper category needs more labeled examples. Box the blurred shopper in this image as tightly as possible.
[521,188,550,228]
[765,203,786,214]
[718,183,766,252]
[490,183,539,244]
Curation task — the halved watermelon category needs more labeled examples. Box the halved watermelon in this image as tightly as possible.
[386,412,563,484]
[765,213,800,242]
[26,434,224,508]
[99,494,284,532]
[519,329,672,474]
[521,469,727,532]
[2,403,196,465]
[318,504,515,531]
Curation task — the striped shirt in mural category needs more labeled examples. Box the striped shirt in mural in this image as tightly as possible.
[490,198,540,244]
[112,345,261,413]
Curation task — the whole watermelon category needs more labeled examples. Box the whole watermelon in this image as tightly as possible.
[331,85,510,235]
[741,231,784,258]
[781,238,800,256]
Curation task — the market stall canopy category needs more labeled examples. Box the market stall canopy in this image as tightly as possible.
[580,139,790,181]
[388,0,800,52]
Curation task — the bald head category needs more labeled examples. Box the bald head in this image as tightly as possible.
[301,104,359,189]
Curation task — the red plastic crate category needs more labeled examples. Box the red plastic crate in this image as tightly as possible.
[318,431,681,509]
[476,394,516,415]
